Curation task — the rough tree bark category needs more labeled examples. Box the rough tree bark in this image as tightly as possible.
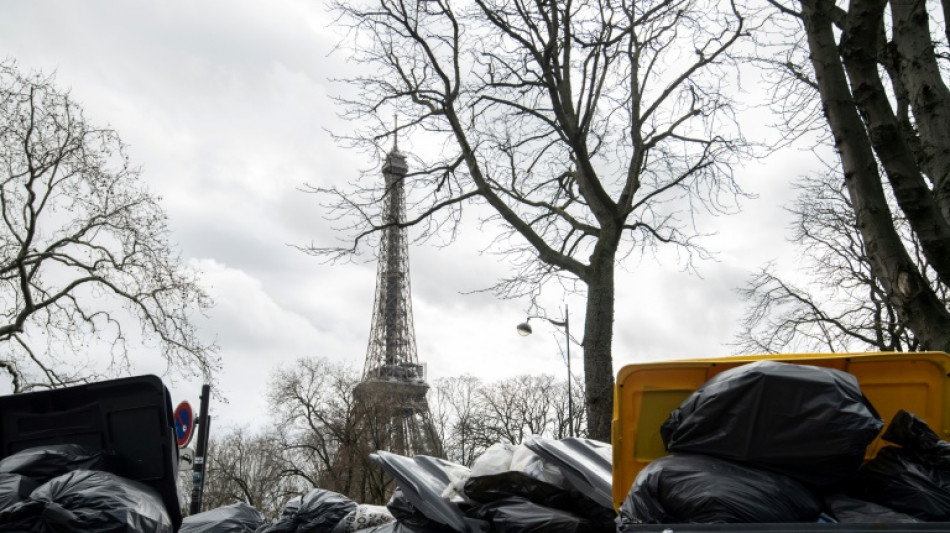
[795,0,950,350]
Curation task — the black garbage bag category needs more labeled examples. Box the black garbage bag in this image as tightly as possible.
[660,360,883,487]
[853,446,950,521]
[371,452,483,533]
[260,489,358,533]
[847,411,950,521]
[466,497,592,533]
[881,409,950,468]
[522,438,613,511]
[257,497,301,533]
[824,494,920,524]
[0,469,172,532]
[180,502,266,532]
[617,454,822,527]
[0,472,39,512]
[463,473,613,531]
[464,472,576,508]
[386,488,457,533]
[0,444,104,482]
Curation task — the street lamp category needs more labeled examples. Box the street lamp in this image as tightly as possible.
[516,306,574,437]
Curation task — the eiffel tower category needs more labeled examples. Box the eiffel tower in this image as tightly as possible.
[351,140,441,478]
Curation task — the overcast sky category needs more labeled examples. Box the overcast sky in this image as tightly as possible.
[0,1,809,431]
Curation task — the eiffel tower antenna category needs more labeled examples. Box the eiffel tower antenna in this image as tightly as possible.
[393,112,399,152]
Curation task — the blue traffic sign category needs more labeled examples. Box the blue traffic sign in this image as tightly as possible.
[174,401,195,448]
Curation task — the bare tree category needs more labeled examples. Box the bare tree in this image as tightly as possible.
[310,0,753,440]
[268,357,395,504]
[430,375,486,466]
[0,62,216,391]
[477,373,581,444]
[735,170,944,353]
[430,372,583,466]
[758,0,950,351]
[268,357,358,491]
[199,427,302,519]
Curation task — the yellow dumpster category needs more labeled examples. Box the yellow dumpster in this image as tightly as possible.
[611,351,950,510]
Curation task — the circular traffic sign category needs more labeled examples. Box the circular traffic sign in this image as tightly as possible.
[174,401,195,448]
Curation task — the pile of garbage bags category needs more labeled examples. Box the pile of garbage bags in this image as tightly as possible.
[0,443,174,532]
[180,438,615,533]
[0,437,611,532]
[371,438,616,533]
[180,495,397,533]
[618,360,950,527]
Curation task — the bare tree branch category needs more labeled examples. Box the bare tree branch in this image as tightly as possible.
[0,61,218,390]
[318,0,754,440]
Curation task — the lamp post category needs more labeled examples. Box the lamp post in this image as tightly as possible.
[516,305,574,437]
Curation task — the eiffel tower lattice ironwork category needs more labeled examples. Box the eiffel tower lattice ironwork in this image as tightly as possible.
[353,142,442,461]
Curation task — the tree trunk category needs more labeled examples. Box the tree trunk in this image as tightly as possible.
[838,0,950,287]
[801,0,950,351]
[583,241,617,443]
[892,0,950,227]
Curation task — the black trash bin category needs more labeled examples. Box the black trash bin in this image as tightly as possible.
[0,375,183,530]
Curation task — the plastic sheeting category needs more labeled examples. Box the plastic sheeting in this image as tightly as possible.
[0,469,172,532]
[180,501,266,532]
[618,454,822,527]
[660,360,883,487]
[259,489,358,533]
[0,444,104,482]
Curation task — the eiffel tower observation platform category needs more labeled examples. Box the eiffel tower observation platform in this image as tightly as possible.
[353,363,440,458]
[355,362,429,406]
[354,377,429,419]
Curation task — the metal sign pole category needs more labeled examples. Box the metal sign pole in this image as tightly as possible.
[189,384,211,515]
[565,305,573,438]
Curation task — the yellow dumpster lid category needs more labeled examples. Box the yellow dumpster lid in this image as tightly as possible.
[611,351,950,510]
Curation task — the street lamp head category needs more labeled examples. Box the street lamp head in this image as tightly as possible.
[516,321,533,336]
